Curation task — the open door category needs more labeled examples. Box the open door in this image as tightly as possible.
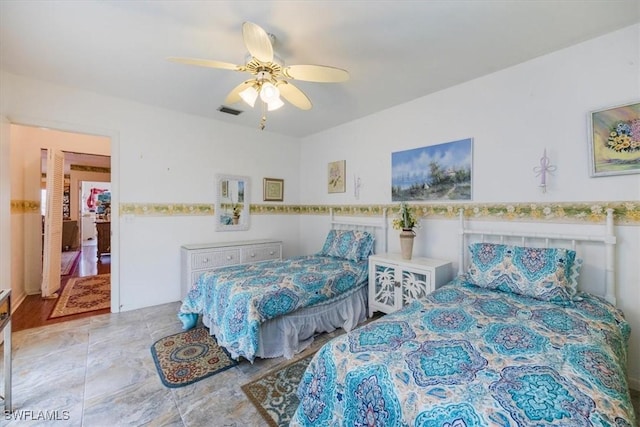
[41,149,64,298]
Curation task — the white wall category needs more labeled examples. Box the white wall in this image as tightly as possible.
[1,71,302,312]
[299,25,640,386]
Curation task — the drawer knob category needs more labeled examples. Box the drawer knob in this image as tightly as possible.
[269,251,275,255]
[226,255,232,260]
[250,253,256,258]
[202,258,209,263]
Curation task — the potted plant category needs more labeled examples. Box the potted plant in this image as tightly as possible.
[392,202,420,259]
[232,204,241,224]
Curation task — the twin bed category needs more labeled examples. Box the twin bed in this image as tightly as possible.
[179,209,636,425]
[179,210,387,361]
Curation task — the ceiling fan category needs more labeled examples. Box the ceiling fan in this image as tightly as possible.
[168,21,349,129]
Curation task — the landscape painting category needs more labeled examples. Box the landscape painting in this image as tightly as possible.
[392,138,472,201]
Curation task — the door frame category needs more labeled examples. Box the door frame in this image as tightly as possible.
[0,116,12,304]
[7,115,120,313]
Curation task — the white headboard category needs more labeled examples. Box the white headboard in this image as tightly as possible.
[329,208,388,255]
[457,208,617,305]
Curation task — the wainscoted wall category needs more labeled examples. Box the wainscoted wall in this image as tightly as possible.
[115,201,640,224]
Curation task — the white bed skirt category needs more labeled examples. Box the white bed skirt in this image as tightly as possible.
[201,284,367,361]
[256,284,368,360]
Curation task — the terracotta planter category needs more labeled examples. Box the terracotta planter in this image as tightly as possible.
[399,229,416,260]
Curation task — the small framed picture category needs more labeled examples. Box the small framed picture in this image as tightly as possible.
[263,177,284,202]
[588,101,640,177]
[328,160,346,193]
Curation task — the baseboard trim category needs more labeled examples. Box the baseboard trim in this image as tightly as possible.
[11,291,26,314]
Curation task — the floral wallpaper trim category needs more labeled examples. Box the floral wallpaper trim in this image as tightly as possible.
[11,200,40,214]
[117,201,639,224]
[69,165,111,173]
[406,202,639,225]
[254,202,640,224]
[119,203,213,216]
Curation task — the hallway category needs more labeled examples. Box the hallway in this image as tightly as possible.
[13,240,111,332]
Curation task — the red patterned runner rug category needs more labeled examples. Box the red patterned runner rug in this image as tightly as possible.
[49,274,111,318]
[151,327,238,388]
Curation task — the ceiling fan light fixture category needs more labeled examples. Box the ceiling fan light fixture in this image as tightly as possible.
[239,85,259,107]
[267,97,284,111]
[259,82,280,103]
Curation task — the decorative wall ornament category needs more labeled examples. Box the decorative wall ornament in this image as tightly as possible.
[588,101,640,177]
[392,138,472,201]
[533,149,556,193]
[328,160,346,193]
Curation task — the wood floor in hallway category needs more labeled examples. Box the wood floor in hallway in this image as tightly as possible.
[12,240,111,332]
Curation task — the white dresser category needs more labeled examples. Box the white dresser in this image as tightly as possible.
[180,239,282,299]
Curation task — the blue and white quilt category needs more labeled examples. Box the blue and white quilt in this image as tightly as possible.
[178,255,368,361]
[292,278,635,426]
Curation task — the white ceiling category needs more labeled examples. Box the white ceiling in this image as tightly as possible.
[1,1,638,138]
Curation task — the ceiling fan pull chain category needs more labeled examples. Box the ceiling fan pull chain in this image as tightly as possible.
[260,101,267,130]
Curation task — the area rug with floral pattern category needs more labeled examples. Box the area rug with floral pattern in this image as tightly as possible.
[49,274,110,318]
[241,352,314,427]
[60,250,80,275]
[151,327,238,388]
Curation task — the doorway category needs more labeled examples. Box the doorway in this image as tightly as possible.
[10,124,113,330]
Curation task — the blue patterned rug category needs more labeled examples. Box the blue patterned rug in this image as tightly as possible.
[241,353,314,427]
[151,327,238,388]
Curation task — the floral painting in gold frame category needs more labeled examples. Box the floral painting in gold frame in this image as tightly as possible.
[589,101,640,177]
[263,177,284,202]
[328,160,346,193]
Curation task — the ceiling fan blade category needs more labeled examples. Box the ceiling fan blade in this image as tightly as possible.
[168,57,241,71]
[277,81,312,110]
[242,22,273,63]
[225,80,254,104]
[283,64,349,82]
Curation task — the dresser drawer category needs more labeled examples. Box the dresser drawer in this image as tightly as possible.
[241,244,282,263]
[192,249,240,269]
[181,240,282,300]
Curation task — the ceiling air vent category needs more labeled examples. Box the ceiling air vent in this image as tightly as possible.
[218,105,243,116]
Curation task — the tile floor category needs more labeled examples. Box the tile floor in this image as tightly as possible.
[2,302,639,426]
[0,302,340,427]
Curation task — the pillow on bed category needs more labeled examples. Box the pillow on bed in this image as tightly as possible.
[318,230,374,261]
[568,257,583,297]
[466,242,577,304]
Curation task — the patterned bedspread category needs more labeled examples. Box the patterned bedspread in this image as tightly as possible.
[292,278,635,426]
[179,255,368,361]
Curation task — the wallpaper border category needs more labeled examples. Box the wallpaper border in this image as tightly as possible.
[120,203,214,216]
[115,201,640,225]
[11,200,40,214]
